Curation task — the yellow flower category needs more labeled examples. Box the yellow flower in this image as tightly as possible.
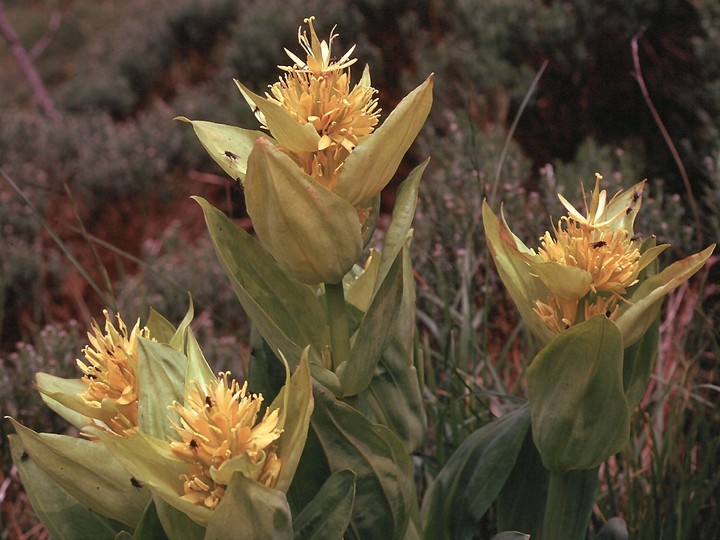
[181,16,432,284]
[265,16,380,191]
[169,373,283,509]
[76,311,149,435]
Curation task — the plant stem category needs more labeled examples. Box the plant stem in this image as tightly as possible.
[540,467,599,540]
[325,281,351,371]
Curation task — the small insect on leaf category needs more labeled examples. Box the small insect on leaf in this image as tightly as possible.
[189,438,199,450]
[224,150,239,160]
[130,477,144,489]
[591,241,607,249]
[21,451,29,462]
[205,396,213,409]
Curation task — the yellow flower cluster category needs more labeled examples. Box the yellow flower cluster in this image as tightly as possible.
[533,174,643,333]
[169,373,283,509]
[76,311,149,435]
[267,16,380,191]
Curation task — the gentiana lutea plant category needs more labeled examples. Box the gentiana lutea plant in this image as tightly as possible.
[420,174,714,540]
[9,16,433,539]
[7,15,715,540]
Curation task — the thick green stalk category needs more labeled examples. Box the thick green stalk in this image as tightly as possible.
[540,467,599,540]
[325,281,351,371]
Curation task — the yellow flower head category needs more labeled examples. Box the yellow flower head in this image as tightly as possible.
[169,373,283,509]
[532,174,646,332]
[268,16,380,190]
[76,311,150,435]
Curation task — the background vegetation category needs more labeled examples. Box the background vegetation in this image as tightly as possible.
[1,0,718,538]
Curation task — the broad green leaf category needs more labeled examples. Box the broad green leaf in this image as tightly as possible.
[497,421,548,539]
[269,350,314,492]
[244,138,363,284]
[94,428,214,528]
[292,470,356,540]
[335,76,433,207]
[377,159,428,289]
[206,472,293,540]
[526,316,629,471]
[337,252,404,396]
[349,339,425,453]
[36,373,91,430]
[176,117,266,183]
[482,202,555,346]
[133,499,169,540]
[311,382,414,540]
[235,80,320,153]
[616,244,715,347]
[137,338,187,439]
[9,420,150,527]
[9,434,122,540]
[420,405,531,540]
[194,196,328,364]
[146,307,176,344]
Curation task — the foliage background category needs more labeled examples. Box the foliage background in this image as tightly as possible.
[1,0,718,538]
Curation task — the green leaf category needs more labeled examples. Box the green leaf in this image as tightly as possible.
[311,383,414,540]
[169,296,195,352]
[337,252,404,396]
[206,472,293,540]
[146,307,177,344]
[9,420,150,527]
[616,244,714,346]
[9,434,123,540]
[137,338,187,439]
[194,196,328,364]
[349,339,425,453]
[292,470,356,540]
[235,80,320,153]
[526,316,629,471]
[268,350,314,493]
[244,138,363,284]
[36,373,92,430]
[94,429,213,528]
[377,159,428,289]
[184,327,216,390]
[482,202,555,345]
[335,76,433,207]
[420,405,531,540]
[176,117,267,183]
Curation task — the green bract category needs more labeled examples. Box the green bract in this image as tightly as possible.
[181,73,432,284]
[482,199,714,348]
